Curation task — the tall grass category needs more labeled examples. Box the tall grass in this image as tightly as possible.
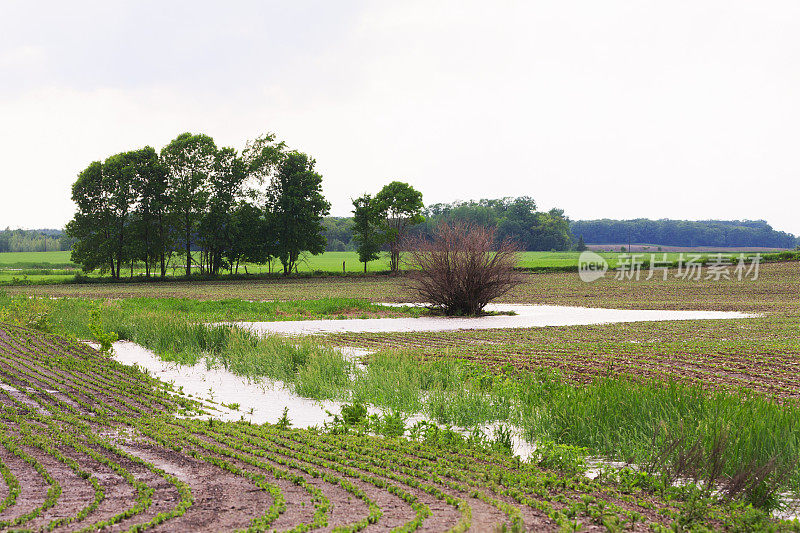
[520,376,800,485]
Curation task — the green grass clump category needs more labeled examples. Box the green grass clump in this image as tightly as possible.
[519,374,800,502]
[113,296,411,321]
[39,296,416,326]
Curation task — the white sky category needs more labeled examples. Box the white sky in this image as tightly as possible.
[1,1,798,234]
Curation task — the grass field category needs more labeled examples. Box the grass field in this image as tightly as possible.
[0,249,766,286]
[0,250,76,265]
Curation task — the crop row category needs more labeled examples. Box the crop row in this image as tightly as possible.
[327,311,800,400]
[0,324,793,531]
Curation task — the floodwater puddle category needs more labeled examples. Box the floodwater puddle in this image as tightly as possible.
[107,341,539,458]
[110,340,344,427]
[227,303,755,335]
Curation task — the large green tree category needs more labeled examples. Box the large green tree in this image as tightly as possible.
[199,146,247,275]
[161,133,217,276]
[351,194,382,272]
[373,181,424,272]
[268,152,330,275]
[66,161,116,275]
[129,147,170,277]
[225,201,275,273]
[102,151,141,278]
[241,133,286,195]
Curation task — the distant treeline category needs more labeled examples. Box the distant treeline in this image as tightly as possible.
[321,197,573,252]
[0,229,74,253]
[322,218,355,251]
[416,197,572,251]
[324,211,797,252]
[571,219,798,249]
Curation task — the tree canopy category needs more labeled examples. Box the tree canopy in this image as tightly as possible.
[0,229,71,253]
[268,152,331,275]
[374,181,425,271]
[66,132,331,278]
[416,197,572,251]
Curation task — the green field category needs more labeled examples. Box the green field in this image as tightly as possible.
[0,249,761,286]
[0,250,76,266]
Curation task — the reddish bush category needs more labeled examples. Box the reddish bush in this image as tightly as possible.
[403,222,521,315]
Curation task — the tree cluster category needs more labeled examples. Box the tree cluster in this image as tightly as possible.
[417,197,573,251]
[570,219,799,249]
[66,132,330,278]
[321,218,356,252]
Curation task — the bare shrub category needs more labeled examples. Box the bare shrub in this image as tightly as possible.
[403,221,521,315]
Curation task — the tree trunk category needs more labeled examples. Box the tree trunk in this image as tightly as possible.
[185,213,191,277]
[160,212,167,278]
[118,218,125,279]
[144,223,151,278]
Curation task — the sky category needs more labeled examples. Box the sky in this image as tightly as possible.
[1,1,798,234]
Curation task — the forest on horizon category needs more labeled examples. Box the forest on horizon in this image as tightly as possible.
[2,215,797,254]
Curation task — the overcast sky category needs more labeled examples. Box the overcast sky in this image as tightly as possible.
[1,1,798,234]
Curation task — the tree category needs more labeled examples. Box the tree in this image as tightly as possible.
[102,151,141,278]
[352,194,382,272]
[416,197,573,251]
[66,161,116,275]
[161,133,217,276]
[576,234,587,252]
[569,219,799,249]
[225,201,274,273]
[199,146,247,275]
[322,217,355,251]
[268,152,331,275]
[130,147,170,277]
[241,133,286,197]
[404,221,521,315]
[374,181,424,272]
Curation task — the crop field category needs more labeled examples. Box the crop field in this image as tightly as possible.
[1,324,783,531]
[314,261,799,400]
[6,259,798,310]
[0,259,799,530]
[327,314,800,400]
